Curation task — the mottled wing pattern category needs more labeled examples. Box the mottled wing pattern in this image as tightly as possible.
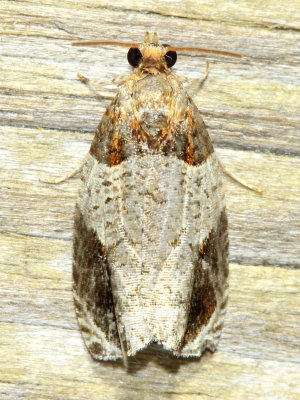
[73,204,122,359]
[73,73,228,360]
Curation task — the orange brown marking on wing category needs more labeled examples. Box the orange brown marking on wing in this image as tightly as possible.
[130,118,147,143]
[108,108,124,166]
[109,134,123,166]
[185,136,196,165]
[184,110,196,165]
[187,109,194,126]
[104,108,114,118]
[199,242,205,258]
[130,117,140,133]
[161,127,169,137]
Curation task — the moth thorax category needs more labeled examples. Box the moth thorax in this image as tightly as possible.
[139,109,168,136]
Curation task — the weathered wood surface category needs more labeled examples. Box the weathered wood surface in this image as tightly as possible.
[1,1,299,399]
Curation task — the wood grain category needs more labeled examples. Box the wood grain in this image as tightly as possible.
[1,1,299,399]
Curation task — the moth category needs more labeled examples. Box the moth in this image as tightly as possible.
[72,32,233,362]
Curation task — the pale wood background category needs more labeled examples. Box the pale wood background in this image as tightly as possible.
[1,1,300,399]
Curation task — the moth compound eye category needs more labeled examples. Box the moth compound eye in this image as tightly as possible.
[127,47,142,67]
[164,50,177,68]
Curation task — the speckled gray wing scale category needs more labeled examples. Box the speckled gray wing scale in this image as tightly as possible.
[73,75,229,360]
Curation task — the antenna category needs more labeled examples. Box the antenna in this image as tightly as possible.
[72,41,242,58]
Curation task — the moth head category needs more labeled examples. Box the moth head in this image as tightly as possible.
[127,32,177,74]
[72,34,242,76]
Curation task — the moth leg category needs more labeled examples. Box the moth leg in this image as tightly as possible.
[77,73,110,100]
[217,157,262,194]
[39,154,88,184]
[111,74,130,86]
[77,73,129,100]
[194,60,210,89]
[184,60,210,95]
